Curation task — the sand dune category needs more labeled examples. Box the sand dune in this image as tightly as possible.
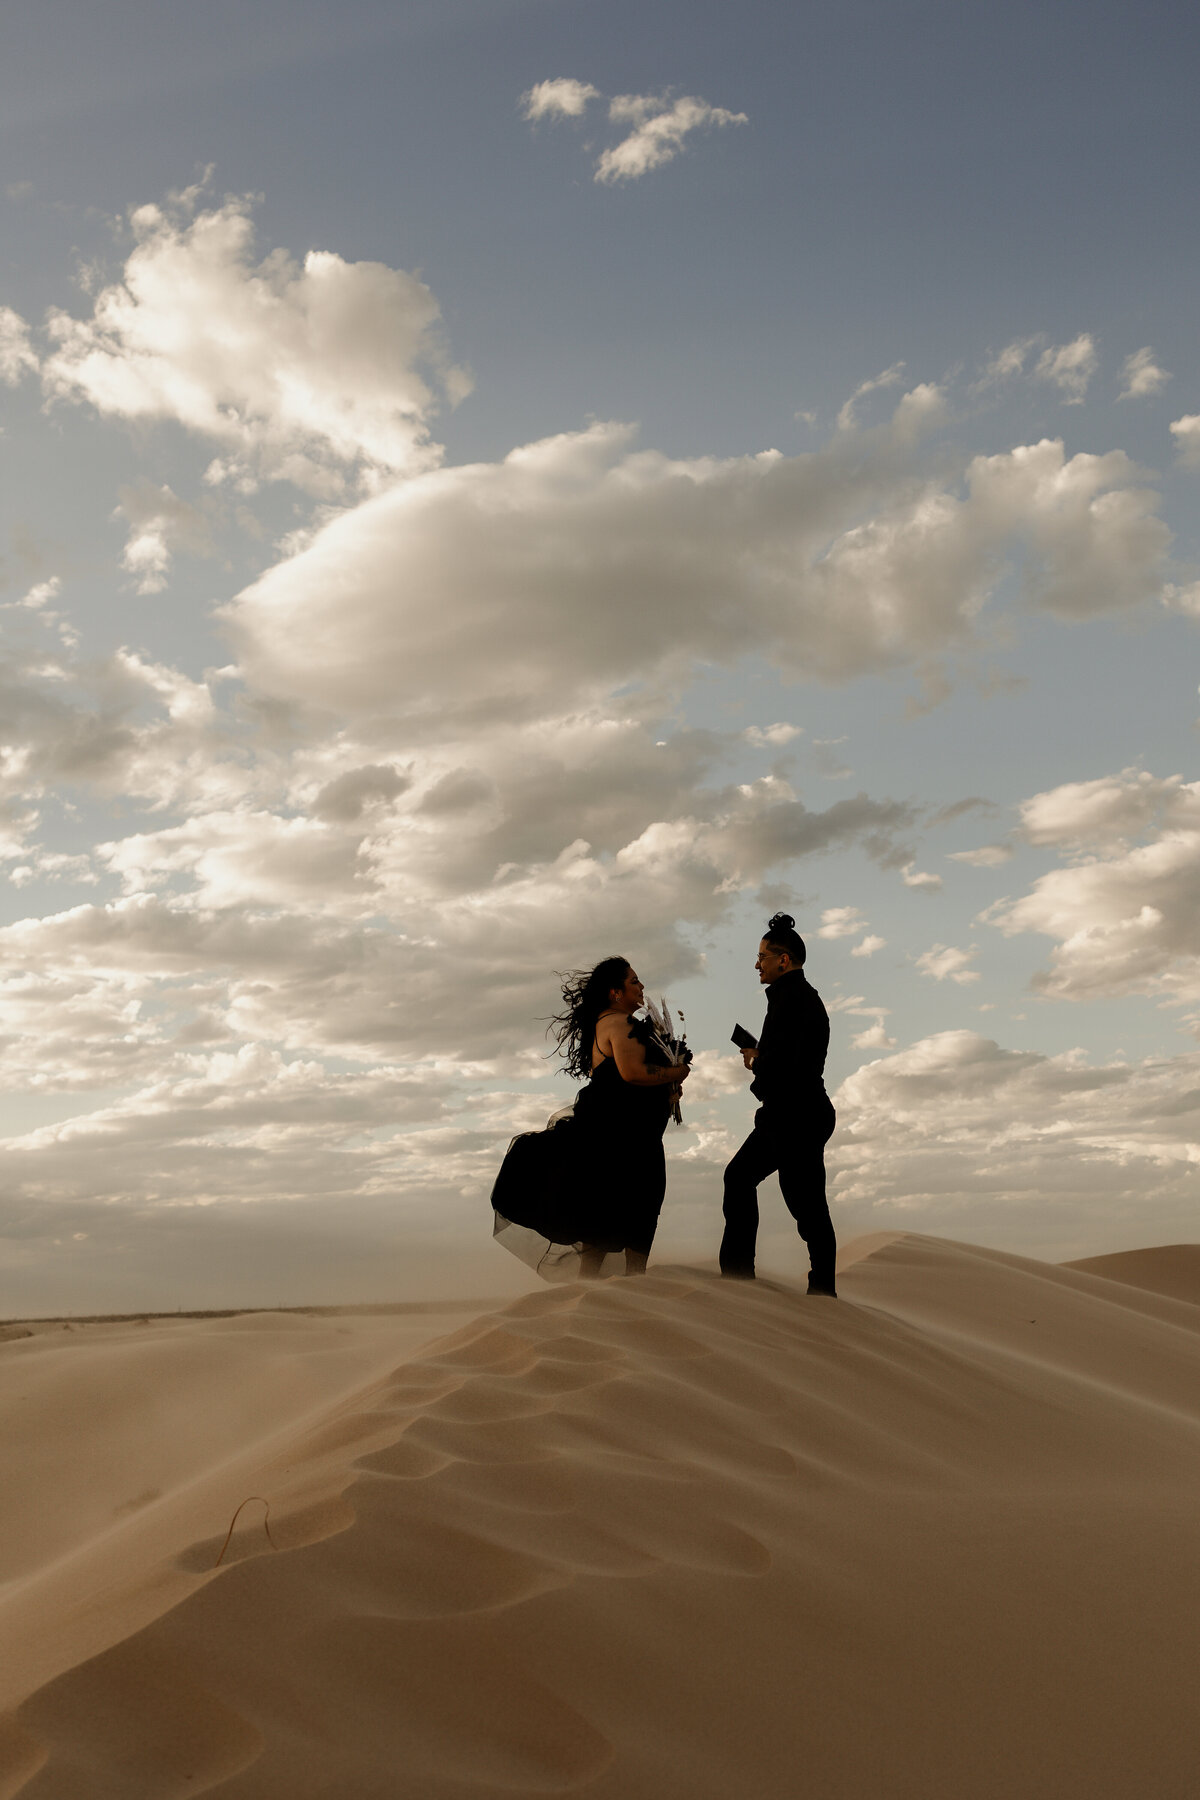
[3,1234,1200,1798]
[0,1303,489,1724]
[1062,1242,1200,1307]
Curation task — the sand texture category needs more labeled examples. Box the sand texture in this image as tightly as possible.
[1062,1242,1200,1306]
[2,1233,1200,1798]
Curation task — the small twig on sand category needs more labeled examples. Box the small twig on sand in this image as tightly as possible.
[214,1495,276,1567]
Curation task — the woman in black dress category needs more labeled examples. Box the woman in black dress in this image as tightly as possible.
[491,957,691,1280]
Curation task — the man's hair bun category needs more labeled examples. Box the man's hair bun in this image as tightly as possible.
[763,911,806,964]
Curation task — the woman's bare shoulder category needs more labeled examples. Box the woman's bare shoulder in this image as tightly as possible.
[594,1010,633,1050]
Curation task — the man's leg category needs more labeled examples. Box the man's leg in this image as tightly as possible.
[720,1125,780,1277]
[777,1124,837,1294]
[579,1244,607,1279]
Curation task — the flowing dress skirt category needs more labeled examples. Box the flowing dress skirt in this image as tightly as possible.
[491,1065,670,1281]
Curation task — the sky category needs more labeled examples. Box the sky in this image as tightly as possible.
[2,0,1199,1313]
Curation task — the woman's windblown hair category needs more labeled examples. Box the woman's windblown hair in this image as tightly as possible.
[549,957,631,1080]
[763,911,806,965]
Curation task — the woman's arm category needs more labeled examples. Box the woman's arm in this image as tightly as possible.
[600,1016,690,1087]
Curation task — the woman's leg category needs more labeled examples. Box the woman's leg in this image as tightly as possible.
[622,1138,666,1276]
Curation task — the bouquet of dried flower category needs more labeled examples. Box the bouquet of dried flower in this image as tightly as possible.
[642,995,692,1124]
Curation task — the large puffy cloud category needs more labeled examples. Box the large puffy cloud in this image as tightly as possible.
[955,439,1167,617]
[40,197,464,496]
[1019,767,1195,850]
[830,1030,1200,1256]
[989,769,1200,1005]
[225,421,1171,725]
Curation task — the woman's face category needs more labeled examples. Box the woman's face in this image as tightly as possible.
[610,968,644,1012]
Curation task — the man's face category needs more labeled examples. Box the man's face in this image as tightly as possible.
[755,939,792,985]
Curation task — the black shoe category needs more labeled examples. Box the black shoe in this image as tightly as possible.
[807,1279,837,1297]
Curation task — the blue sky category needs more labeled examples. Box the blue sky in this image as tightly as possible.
[1,0,1198,1311]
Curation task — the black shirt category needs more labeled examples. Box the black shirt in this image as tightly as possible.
[749,970,830,1112]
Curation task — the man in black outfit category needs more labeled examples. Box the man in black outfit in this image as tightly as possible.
[720,913,838,1295]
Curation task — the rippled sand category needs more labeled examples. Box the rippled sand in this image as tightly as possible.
[2,1234,1199,1798]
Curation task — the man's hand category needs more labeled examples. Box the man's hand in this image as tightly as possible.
[741,1047,758,1070]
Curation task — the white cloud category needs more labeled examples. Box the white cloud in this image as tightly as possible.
[836,361,906,432]
[114,481,214,593]
[851,934,886,957]
[0,716,919,1077]
[827,993,894,1050]
[901,863,943,891]
[0,305,37,384]
[916,943,980,983]
[743,722,802,747]
[41,196,465,496]
[1018,767,1192,850]
[888,382,947,443]
[520,78,600,120]
[1118,347,1170,400]
[959,437,1168,618]
[948,844,1013,867]
[595,93,747,184]
[831,1030,1200,1254]
[975,337,1040,387]
[521,80,746,185]
[223,422,1172,732]
[850,1021,895,1049]
[1163,580,1200,617]
[0,642,225,816]
[818,905,867,938]
[989,769,1200,1005]
[15,578,61,611]
[1035,334,1097,403]
[1170,415,1200,468]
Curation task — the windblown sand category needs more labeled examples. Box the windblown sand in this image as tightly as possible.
[2,1233,1199,1799]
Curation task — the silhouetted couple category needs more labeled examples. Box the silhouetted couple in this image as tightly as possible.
[491,913,835,1293]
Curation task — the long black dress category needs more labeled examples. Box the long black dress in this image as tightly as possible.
[491,1017,674,1280]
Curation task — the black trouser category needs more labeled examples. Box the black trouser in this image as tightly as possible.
[720,1099,836,1286]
